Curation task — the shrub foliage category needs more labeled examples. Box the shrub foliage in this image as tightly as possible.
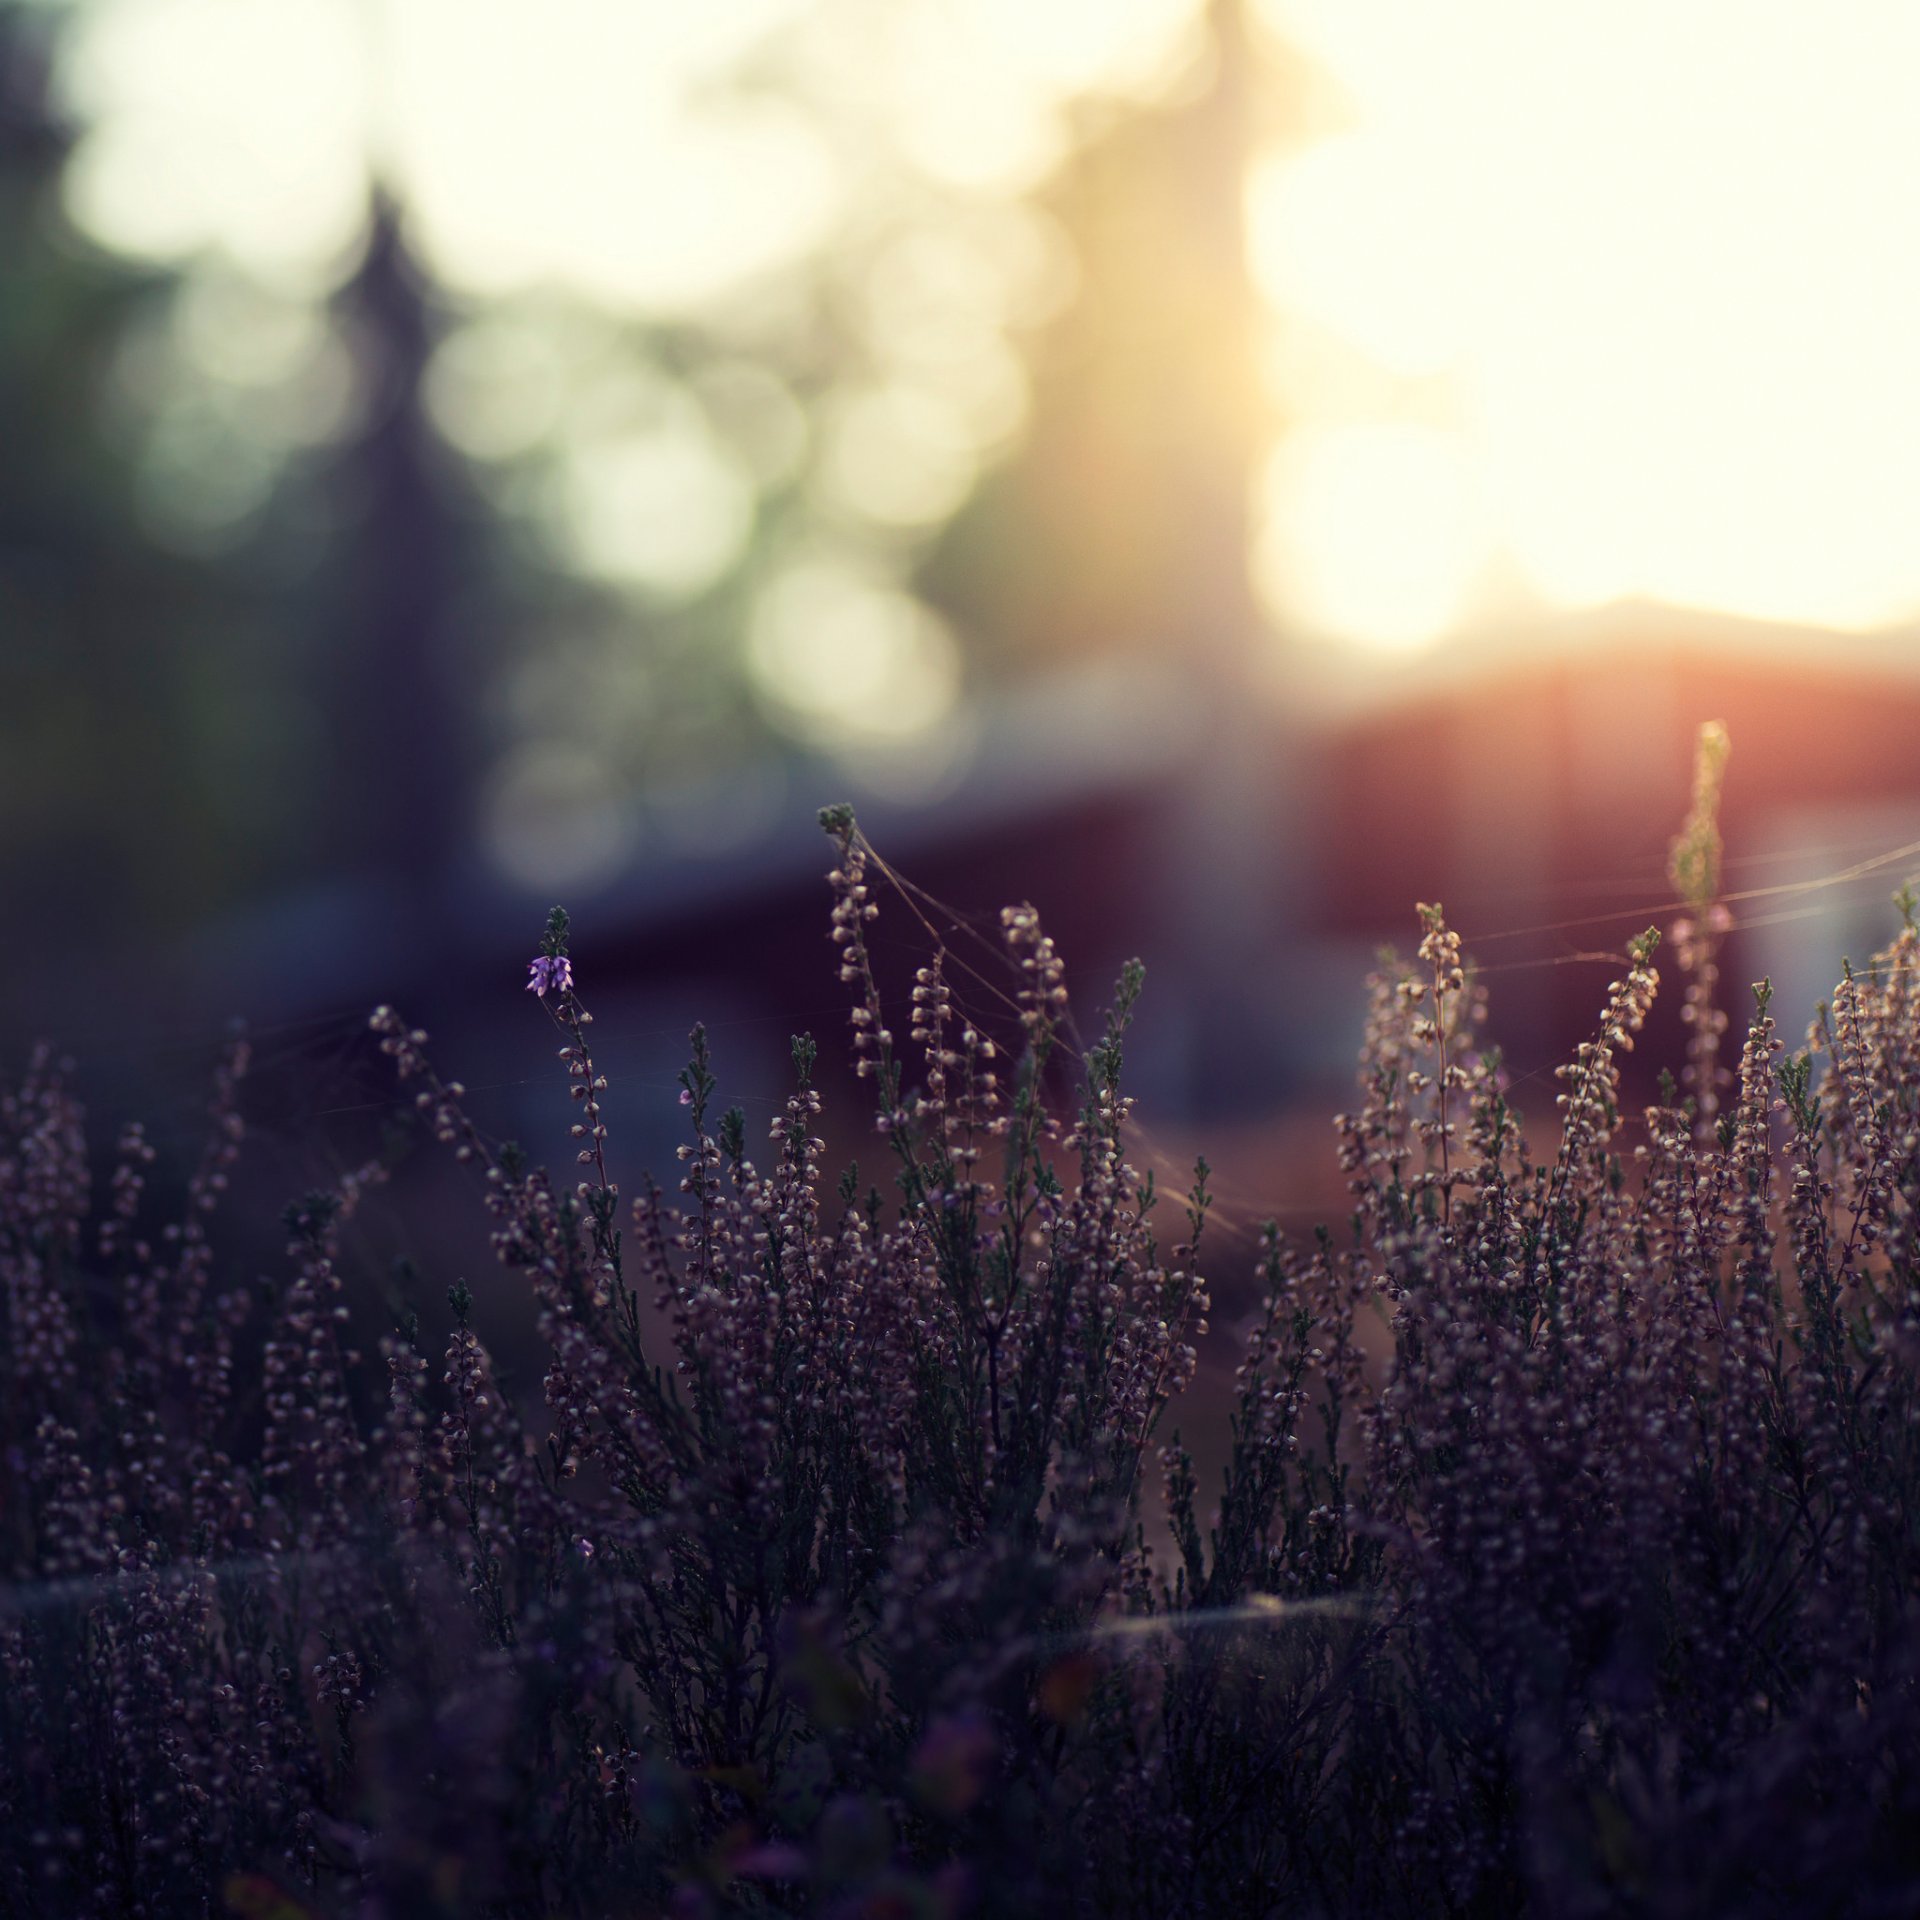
[4,792,1920,1916]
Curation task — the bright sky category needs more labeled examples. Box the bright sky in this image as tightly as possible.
[1250,0,1920,650]
[56,0,1920,680]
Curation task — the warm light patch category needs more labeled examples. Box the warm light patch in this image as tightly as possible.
[1253,0,1920,639]
[1256,426,1492,653]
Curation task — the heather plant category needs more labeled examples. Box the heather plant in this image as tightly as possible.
[4,756,1920,1917]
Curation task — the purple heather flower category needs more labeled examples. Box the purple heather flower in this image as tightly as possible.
[527,954,572,997]
[678,1088,692,1106]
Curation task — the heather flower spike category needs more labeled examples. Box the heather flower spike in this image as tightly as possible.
[526,898,576,998]
[528,903,573,995]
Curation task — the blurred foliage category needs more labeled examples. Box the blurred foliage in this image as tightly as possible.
[0,1,285,942]
[2,0,1274,996]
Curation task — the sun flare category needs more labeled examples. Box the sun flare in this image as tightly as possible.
[1251,0,1920,648]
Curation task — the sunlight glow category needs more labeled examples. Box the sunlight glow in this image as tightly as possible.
[1256,427,1493,653]
[801,0,1203,195]
[1252,0,1920,640]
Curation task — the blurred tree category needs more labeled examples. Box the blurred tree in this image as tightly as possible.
[6,0,1303,1018]
[0,1,323,1022]
[430,1,1281,859]
[318,191,477,892]
[927,0,1293,673]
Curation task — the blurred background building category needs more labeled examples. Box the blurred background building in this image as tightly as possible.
[8,0,1920,1249]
